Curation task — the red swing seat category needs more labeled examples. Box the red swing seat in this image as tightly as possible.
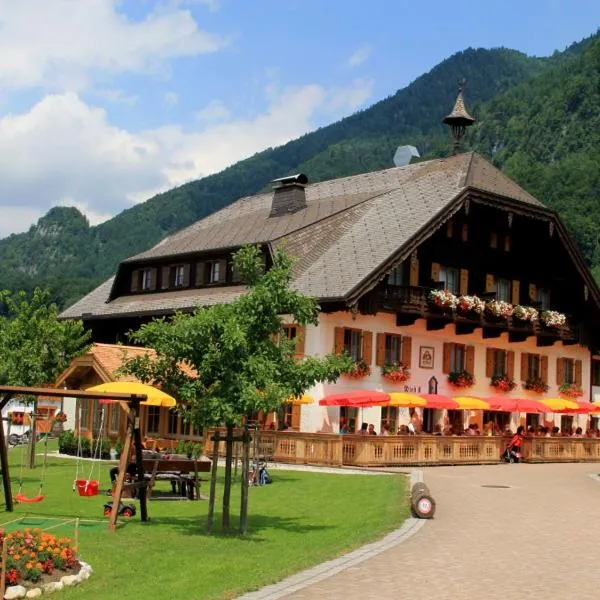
[75,479,99,497]
[14,492,45,504]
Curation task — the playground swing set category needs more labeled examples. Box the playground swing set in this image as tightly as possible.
[0,384,169,531]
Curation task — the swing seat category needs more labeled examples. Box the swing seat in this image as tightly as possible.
[75,479,99,497]
[15,493,45,504]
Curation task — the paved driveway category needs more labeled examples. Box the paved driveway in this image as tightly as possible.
[288,463,600,600]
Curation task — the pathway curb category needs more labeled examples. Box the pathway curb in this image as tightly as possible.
[236,470,426,600]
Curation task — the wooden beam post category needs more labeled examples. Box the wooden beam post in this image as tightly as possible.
[108,415,133,532]
[0,536,8,597]
[131,399,148,523]
[239,427,250,535]
[0,394,14,512]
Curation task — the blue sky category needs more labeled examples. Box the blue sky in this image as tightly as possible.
[0,0,598,238]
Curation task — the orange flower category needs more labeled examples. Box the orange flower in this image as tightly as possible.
[13,554,20,561]
[33,528,41,534]
[35,562,43,570]
[29,552,35,559]
[25,562,32,569]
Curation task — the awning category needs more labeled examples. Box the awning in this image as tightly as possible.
[319,390,390,407]
[286,394,313,405]
[85,382,177,408]
[539,398,591,413]
[486,396,548,413]
[419,394,459,409]
[453,396,490,410]
[387,393,427,407]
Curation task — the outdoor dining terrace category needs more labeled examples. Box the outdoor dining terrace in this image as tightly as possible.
[204,429,600,468]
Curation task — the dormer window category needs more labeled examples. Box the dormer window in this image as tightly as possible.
[208,261,221,284]
[141,268,154,291]
[171,265,185,288]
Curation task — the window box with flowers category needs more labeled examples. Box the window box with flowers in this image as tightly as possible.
[456,295,485,318]
[484,300,514,320]
[53,411,67,424]
[559,383,584,398]
[345,360,371,379]
[512,305,538,323]
[490,374,516,392]
[381,362,410,383]
[540,310,567,329]
[447,370,474,388]
[428,289,458,311]
[523,378,549,394]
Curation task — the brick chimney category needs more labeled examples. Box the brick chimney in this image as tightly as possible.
[269,173,308,217]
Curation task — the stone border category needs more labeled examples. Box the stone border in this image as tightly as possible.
[236,470,426,600]
[4,560,92,599]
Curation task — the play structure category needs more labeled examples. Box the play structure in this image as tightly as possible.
[0,383,177,531]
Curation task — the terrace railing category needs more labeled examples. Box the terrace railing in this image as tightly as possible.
[203,430,600,467]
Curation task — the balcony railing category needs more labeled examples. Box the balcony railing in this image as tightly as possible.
[204,430,600,467]
[374,285,578,342]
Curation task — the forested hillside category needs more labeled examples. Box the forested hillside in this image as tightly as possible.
[0,34,597,308]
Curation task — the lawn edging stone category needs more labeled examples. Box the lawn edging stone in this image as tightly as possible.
[4,560,92,599]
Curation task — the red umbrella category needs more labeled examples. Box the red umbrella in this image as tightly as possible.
[319,390,390,407]
[486,397,548,413]
[419,394,459,409]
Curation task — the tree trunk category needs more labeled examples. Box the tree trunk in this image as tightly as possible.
[222,424,234,534]
[27,400,37,469]
[239,427,250,535]
[206,432,220,534]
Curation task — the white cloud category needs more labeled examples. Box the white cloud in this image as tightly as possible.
[347,44,371,68]
[195,99,231,123]
[164,91,179,106]
[0,79,373,237]
[98,89,139,106]
[0,1,227,91]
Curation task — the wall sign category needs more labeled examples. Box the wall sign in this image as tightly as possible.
[419,346,435,369]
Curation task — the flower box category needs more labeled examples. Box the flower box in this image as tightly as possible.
[428,289,458,310]
[484,300,514,320]
[456,295,485,317]
[559,383,584,398]
[490,374,516,392]
[540,310,567,329]
[345,360,371,379]
[512,305,538,323]
[523,378,549,394]
[54,412,67,423]
[447,370,474,388]
[381,362,410,383]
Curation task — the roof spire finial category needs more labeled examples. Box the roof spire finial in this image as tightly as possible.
[443,79,475,155]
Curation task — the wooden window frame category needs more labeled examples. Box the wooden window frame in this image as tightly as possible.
[443,343,474,374]
[282,324,305,358]
[141,268,154,291]
[592,360,600,387]
[146,405,161,435]
[495,277,511,302]
[439,265,459,295]
[109,404,120,433]
[167,410,180,436]
[170,265,186,288]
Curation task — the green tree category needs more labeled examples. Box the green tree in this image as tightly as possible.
[0,288,91,467]
[122,246,352,534]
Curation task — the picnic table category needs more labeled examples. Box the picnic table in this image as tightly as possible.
[142,456,211,500]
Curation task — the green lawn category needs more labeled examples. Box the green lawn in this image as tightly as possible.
[1,444,409,600]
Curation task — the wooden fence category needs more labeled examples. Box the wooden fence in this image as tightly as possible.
[204,430,600,467]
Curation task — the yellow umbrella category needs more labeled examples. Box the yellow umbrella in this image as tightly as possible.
[286,394,313,405]
[85,382,177,408]
[388,393,427,407]
[540,398,579,412]
[453,396,490,410]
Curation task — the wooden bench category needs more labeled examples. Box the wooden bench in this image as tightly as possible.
[143,458,211,500]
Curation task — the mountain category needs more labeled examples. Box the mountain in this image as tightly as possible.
[0,34,597,308]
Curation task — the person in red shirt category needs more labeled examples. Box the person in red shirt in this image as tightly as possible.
[503,425,525,462]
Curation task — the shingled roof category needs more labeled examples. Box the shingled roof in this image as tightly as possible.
[60,152,544,320]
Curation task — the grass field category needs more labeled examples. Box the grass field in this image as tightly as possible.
[1,444,409,600]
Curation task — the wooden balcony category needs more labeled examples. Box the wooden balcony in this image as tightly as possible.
[374,286,579,345]
[204,431,600,468]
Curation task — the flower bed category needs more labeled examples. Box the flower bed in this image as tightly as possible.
[523,378,549,394]
[447,370,474,388]
[490,374,516,392]
[1,528,79,588]
[513,305,538,323]
[345,360,371,379]
[381,362,410,383]
[456,295,485,316]
[428,289,458,310]
[559,383,584,398]
[484,300,514,320]
[540,310,567,329]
